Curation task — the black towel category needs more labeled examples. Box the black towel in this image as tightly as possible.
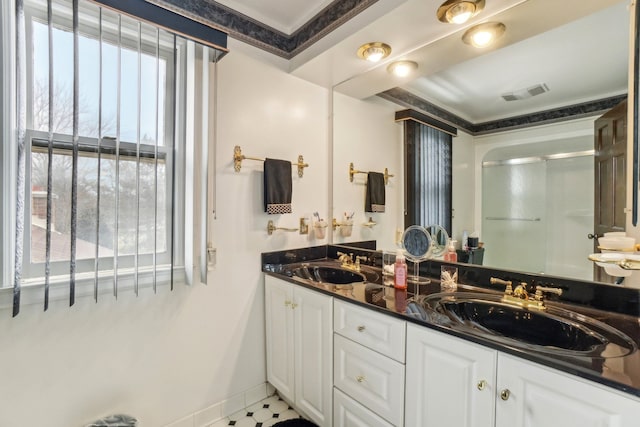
[365,171,385,213]
[264,158,293,214]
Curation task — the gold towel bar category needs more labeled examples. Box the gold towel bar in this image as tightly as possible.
[349,162,394,185]
[234,145,309,177]
[267,220,299,235]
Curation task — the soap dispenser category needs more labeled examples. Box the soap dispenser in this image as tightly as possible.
[394,249,407,290]
[444,240,458,262]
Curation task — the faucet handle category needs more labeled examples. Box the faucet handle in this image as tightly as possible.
[534,286,563,301]
[490,277,513,295]
[338,252,354,264]
[513,283,529,299]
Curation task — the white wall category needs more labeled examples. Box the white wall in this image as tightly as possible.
[0,47,330,427]
[332,93,403,250]
[451,130,475,245]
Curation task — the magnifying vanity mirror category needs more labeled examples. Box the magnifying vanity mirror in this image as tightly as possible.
[331,0,638,287]
[401,225,432,284]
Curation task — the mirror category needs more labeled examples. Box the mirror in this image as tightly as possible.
[402,225,432,261]
[401,225,433,285]
[331,0,635,285]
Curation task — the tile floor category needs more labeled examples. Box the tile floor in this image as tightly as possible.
[208,394,305,427]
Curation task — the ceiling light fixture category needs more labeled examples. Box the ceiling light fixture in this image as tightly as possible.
[437,0,485,24]
[462,22,506,48]
[357,42,392,62]
[387,60,418,77]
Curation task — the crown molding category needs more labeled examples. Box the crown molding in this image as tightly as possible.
[379,88,627,135]
[146,0,378,59]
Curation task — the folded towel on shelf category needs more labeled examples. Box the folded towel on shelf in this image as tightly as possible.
[365,171,385,213]
[264,158,293,214]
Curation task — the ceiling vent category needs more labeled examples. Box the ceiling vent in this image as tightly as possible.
[501,83,549,101]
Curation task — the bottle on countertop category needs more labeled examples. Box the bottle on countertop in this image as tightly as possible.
[394,249,407,290]
[444,239,458,262]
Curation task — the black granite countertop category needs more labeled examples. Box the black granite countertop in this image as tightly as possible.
[262,244,640,400]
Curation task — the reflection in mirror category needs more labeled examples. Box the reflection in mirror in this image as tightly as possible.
[332,0,635,286]
[481,138,594,281]
[426,224,449,258]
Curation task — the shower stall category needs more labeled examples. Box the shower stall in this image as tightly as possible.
[481,140,594,281]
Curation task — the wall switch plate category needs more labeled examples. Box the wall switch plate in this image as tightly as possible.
[300,217,309,235]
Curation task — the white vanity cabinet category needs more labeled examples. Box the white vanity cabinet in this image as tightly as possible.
[333,300,406,427]
[406,323,640,427]
[333,387,394,427]
[265,276,333,426]
[405,323,497,427]
[496,353,640,427]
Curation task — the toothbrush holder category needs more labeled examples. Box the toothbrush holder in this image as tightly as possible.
[314,220,328,239]
[340,219,354,237]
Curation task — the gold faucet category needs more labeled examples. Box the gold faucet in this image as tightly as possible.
[337,252,366,271]
[490,278,562,310]
[534,286,563,302]
[337,251,354,267]
[354,255,367,271]
[490,277,513,295]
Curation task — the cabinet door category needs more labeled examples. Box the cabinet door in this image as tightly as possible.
[265,276,295,403]
[496,353,640,427]
[294,286,333,426]
[405,324,497,427]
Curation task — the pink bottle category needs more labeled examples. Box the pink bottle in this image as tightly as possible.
[443,240,458,262]
[394,250,407,290]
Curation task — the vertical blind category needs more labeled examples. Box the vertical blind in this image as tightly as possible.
[404,119,453,234]
[12,0,223,316]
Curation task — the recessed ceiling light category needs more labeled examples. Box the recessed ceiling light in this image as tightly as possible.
[437,0,485,24]
[462,22,506,48]
[357,42,392,62]
[387,61,418,77]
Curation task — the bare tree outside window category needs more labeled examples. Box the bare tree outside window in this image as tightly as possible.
[28,22,169,265]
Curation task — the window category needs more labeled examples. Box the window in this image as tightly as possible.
[404,117,453,234]
[4,0,224,315]
[23,2,177,281]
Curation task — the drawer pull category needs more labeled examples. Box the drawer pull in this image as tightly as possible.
[291,303,298,309]
[500,389,510,401]
[284,300,291,307]
[357,325,366,332]
[356,375,366,383]
[477,380,487,391]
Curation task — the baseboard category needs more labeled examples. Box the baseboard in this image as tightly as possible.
[164,382,276,427]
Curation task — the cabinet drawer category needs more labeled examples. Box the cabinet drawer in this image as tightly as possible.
[334,334,405,426]
[334,387,394,427]
[334,299,406,362]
